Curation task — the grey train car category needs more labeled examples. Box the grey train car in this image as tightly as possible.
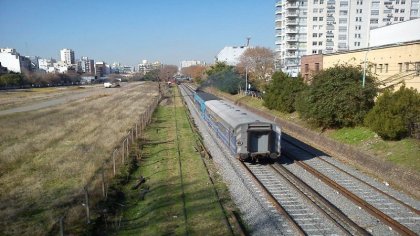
[203,99,281,162]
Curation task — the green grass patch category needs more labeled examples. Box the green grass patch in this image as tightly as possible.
[327,126,376,145]
[113,88,232,235]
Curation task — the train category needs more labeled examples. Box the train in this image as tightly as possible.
[190,87,281,162]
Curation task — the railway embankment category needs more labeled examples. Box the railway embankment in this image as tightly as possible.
[205,87,420,199]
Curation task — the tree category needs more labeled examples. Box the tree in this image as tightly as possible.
[0,73,23,87]
[264,71,306,113]
[206,62,233,77]
[364,85,420,140]
[238,46,275,90]
[181,65,207,84]
[295,64,378,129]
[158,65,178,81]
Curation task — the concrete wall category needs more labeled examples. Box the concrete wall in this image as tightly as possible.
[323,42,420,91]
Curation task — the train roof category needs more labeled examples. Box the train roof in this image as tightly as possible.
[205,100,273,129]
[195,90,220,101]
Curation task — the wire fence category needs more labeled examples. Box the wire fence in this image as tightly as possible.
[48,94,161,235]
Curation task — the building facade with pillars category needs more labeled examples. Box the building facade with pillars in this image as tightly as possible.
[275,0,420,76]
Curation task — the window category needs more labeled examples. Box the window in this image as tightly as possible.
[400,17,404,21]
[340,10,348,16]
[370,19,379,24]
[320,0,324,3]
[378,64,383,73]
[398,63,403,72]
[319,17,324,21]
[401,0,406,4]
[319,8,324,13]
[305,64,309,72]
[314,0,318,3]
[339,34,347,40]
[313,25,318,30]
[318,33,323,37]
[313,8,319,13]
[394,17,399,21]
[396,0,400,3]
[312,50,317,54]
[315,63,320,72]
[318,50,323,54]
[318,41,323,45]
[313,41,317,45]
[340,18,348,24]
[340,1,349,7]
[371,10,379,15]
[313,17,318,21]
[406,62,410,71]
[313,33,317,37]
[401,9,405,13]
[385,64,388,73]
[395,9,399,13]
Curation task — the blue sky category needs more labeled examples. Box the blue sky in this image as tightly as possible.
[0,0,276,66]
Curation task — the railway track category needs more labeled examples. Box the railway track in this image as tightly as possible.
[179,84,420,235]
[283,137,420,235]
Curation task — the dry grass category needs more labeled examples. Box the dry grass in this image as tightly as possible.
[0,86,93,110]
[0,82,159,235]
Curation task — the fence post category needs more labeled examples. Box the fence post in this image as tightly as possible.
[126,137,129,159]
[131,128,134,142]
[135,123,138,138]
[59,216,64,236]
[122,139,125,164]
[112,149,116,176]
[84,186,90,224]
[101,167,106,198]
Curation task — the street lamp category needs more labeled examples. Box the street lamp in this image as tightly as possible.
[245,67,248,95]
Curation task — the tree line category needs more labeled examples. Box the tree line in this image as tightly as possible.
[180,46,419,141]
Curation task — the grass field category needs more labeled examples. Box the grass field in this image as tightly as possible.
[0,86,93,110]
[111,87,233,235]
[0,82,160,235]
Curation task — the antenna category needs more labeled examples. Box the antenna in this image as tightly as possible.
[246,37,251,47]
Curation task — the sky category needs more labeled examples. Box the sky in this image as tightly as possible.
[0,0,276,67]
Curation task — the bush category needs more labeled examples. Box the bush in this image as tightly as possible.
[263,71,306,113]
[295,64,378,129]
[364,86,420,140]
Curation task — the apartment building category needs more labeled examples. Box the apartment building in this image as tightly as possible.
[275,0,420,76]
[60,48,75,65]
[0,48,32,73]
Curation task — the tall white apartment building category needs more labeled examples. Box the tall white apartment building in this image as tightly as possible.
[180,60,205,69]
[275,0,420,76]
[60,48,75,65]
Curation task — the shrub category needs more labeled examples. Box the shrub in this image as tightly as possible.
[263,71,306,113]
[295,64,378,129]
[364,85,420,140]
[202,66,244,94]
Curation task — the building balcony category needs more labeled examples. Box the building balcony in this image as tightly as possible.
[285,54,298,59]
[286,11,299,17]
[286,45,298,50]
[286,28,298,34]
[286,37,298,42]
[286,3,299,9]
[285,19,298,25]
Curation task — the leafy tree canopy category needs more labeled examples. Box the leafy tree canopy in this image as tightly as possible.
[364,85,420,140]
[263,71,306,113]
[295,64,378,129]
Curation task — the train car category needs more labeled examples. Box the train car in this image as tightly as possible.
[192,89,281,162]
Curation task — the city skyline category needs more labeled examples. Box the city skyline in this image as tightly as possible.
[0,0,276,66]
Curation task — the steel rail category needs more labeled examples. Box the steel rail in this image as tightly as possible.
[270,163,370,236]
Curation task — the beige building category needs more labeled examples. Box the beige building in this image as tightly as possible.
[323,41,420,91]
